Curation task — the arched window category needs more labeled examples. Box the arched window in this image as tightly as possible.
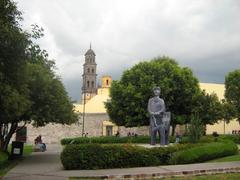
[87,68,90,73]
[91,81,94,88]
[92,68,94,73]
[106,80,109,85]
[87,81,90,88]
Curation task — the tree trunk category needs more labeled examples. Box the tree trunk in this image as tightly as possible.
[171,124,176,136]
[0,122,18,152]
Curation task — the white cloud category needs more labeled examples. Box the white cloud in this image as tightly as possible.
[17,0,240,101]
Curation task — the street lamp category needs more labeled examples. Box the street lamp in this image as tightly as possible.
[82,77,86,136]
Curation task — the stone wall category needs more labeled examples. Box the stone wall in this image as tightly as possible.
[22,113,150,144]
[24,113,109,144]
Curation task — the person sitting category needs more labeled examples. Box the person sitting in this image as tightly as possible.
[34,135,46,152]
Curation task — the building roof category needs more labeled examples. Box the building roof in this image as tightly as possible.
[85,48,96,56]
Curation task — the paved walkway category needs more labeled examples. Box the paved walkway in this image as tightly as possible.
[3,144,240,180]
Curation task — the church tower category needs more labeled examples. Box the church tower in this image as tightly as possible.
[82,44,97,103]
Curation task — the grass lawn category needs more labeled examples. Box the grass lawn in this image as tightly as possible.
[208,151,240,163]
[0,144,33,177]
[69,173,240,180]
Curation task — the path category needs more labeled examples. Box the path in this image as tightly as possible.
[3,144,240,180]
[3,144,66,180]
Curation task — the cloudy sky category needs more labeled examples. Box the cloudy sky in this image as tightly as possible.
[16,0,240,101]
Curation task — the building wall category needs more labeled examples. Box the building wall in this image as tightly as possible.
[25,113,108,144]
[24,113,150,144]
[206,119,240,135]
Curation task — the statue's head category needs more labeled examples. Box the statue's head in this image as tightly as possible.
[153,87,161,96]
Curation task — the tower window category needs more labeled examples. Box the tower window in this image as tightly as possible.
[106,80,109,85]
[87,81,90,88]
[87,68,90,73]
[92,69,94,73]
[91,81,94,88]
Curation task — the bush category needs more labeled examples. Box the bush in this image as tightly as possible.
[61,143,194,170]
[187,116,204,143]
[170,142,238,164]
[0,151,9,168]
[61,136,176,145]
[61,142,234,170]
[179,135,240,144]
[218,135,240,144]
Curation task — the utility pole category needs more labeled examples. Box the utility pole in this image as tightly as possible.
[82,77,86,137]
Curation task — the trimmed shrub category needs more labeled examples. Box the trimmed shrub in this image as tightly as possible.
[61,143,195,170]
[179,135,240,144]
[61,142,238,170]
[170,142,238,164]
[218,135,240,144]
[61,136,176,145]
[0,151,9,168]
[61,135,240,146]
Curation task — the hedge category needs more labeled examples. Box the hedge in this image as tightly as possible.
[61,142,237,170]
[61,136,175,145]
[170,142,238,164]
[179,135,240,144]
[0,151,8,168]
[61,143,195,170]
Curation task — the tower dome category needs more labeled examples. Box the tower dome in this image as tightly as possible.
[85,44,96,56]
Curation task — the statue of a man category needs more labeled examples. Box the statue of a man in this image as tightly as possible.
[148,87,166,145]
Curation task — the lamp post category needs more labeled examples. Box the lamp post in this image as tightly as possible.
[82,77,86,137]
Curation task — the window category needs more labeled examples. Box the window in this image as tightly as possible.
[87,81,90,88]
[92,69,94,73]
[87,68,90,73]
[91,81,94,88]
[106,80,109,85]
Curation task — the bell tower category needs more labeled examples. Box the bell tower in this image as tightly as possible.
[82,44,97,103]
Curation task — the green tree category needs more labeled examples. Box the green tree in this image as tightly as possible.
[0,0,77,151]
[188,115,204,143]
[193,90,223,125]
[225,69,240,122]
[221,99,236,134]
[105,57,200,135]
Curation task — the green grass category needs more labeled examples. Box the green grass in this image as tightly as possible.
[0,144,33,177]
[69,173,240,180]
[208,153,240,162]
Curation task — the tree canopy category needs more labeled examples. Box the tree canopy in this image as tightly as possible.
[105,57,201,132]
[192,90,223,125]
[0,0,77,151]
[225,69,240,121]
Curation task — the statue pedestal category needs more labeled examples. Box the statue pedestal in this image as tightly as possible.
[136,143,174,148]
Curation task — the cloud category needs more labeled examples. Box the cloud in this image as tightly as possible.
[17,0,240,101]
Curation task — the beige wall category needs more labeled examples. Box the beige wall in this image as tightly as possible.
[206,119,240,135]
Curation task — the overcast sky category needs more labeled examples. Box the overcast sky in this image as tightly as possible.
[17,0,240,101]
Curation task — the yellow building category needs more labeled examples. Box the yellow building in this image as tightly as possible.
[199,83,239,135]
[75,81,239,136]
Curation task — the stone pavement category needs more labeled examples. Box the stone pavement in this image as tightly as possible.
[3,144,65,180]
[3,144,240,180]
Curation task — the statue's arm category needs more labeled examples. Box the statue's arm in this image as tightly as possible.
[148,99,154,115]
